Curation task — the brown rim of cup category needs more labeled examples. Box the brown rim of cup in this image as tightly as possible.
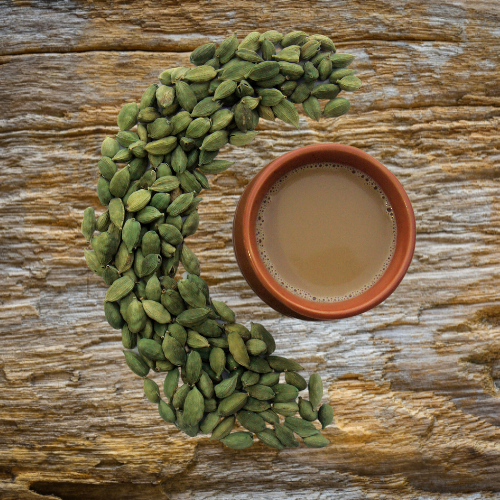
[232,143,416,321]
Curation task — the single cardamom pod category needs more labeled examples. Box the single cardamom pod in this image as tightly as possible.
[97,157,117,181]
[144,136,178,156]
[323,97,351,118]
[261,38,276,61]
[138,106,160,123]
[109,198,125,229]
[109,166,131,198]
[329,68,355,83]
[185,351,203,386]
[218,392,248,416]
[280,30,308,47]
[191,97,223,118]
[144,378,161,403]
[198,160,234,174]
[235,48,263,63]
[199,411,220,434]
[246,384,274,401]
[123,350,149,377]
[190,42,217,66]
[303,434,330,448]
[175,81,197,113]
[172,383,190,409]
[272,45,301,63]
[285,371,308,391]
[311,83,340,100]
[175,307,211,328]
[258,372,280,387]
[267,355,303,372]
[301,39,321,60]
[302,96,321,121]
[180,243,200,275]
[104,301,123,330]
[318,403,334,429]
[187,330,210,349]
[117,102,139,131]
[158,399,176,423]
[273,401,300,417]
[259,409,280,425]
[330,53,356,68]
[162,336,187,366]
[143,299,171,324]
[215,33,239,64]
[101,137,120,158]
[318,56,333,81]
[273,384,299,403]
[256,429,284,449]
[137,337,167,362]
[238,31,261,51]
[274,423,300,448]
[209,347,226,378]
[163,368,180,401]
[227,331,250,368]
[214,374,238,399]
[245,339,267,356]
[81,207,96,241]
[308,373,323,408]
[284,416,320,438]
[246,61,280,82]
[338,75,362,92]
[278,61,304,79]
[298,398,318,421]
[104,276,135,303]
[272,99,300,129]
[243,397,271,412]
[237,410,266,433]
[210,415,235,440]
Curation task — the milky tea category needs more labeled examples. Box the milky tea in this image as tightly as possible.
[256,163,397,302]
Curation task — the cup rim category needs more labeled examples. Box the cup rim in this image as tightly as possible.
[234,143,416,320]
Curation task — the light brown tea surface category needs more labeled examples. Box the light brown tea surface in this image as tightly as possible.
[257,164,396,301]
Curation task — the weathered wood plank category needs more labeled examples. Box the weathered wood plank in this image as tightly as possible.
[1,2,500,498]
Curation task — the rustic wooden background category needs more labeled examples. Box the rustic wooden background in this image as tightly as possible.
[1,1,500,499]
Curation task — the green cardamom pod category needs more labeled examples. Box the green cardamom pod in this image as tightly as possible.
[191,97,223,118]
[272,99,300,129]
[104,276,135,303]
[330,53,356,68]
[303,434,330,448]
[273,401,299,417]
[285,371,307,391]
[210,415,235,440]
[302,96,321,121]
[81,207,96,241]
[144,136,177,156]
[162,336,187,366]
[123,350,149,377]
[158,399,176,423]
[323,97,351,118]
[300,39,321,60]
[273,45,301,63]
[298,398,318,421]
[190,42,217,66]
[117,102,139,131]
[338,75,362,92]
[108,198,125,229]
[138,338,166,361]
[280,30,308,47]
[101,137,120,158]
[256,429,284,449]
[215,32,239,64]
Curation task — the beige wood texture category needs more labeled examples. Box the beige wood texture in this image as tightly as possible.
[1,1,500,498]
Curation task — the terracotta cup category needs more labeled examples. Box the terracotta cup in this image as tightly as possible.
[232,143,416,321]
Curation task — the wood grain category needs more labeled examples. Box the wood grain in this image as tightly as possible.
[1,1,500,498]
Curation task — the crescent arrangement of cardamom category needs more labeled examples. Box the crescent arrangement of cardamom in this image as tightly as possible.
[83,30,361,450]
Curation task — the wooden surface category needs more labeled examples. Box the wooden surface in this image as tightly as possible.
[1,1,500,498]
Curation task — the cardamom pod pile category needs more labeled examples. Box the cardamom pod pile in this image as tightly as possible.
[83,30,359,450]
